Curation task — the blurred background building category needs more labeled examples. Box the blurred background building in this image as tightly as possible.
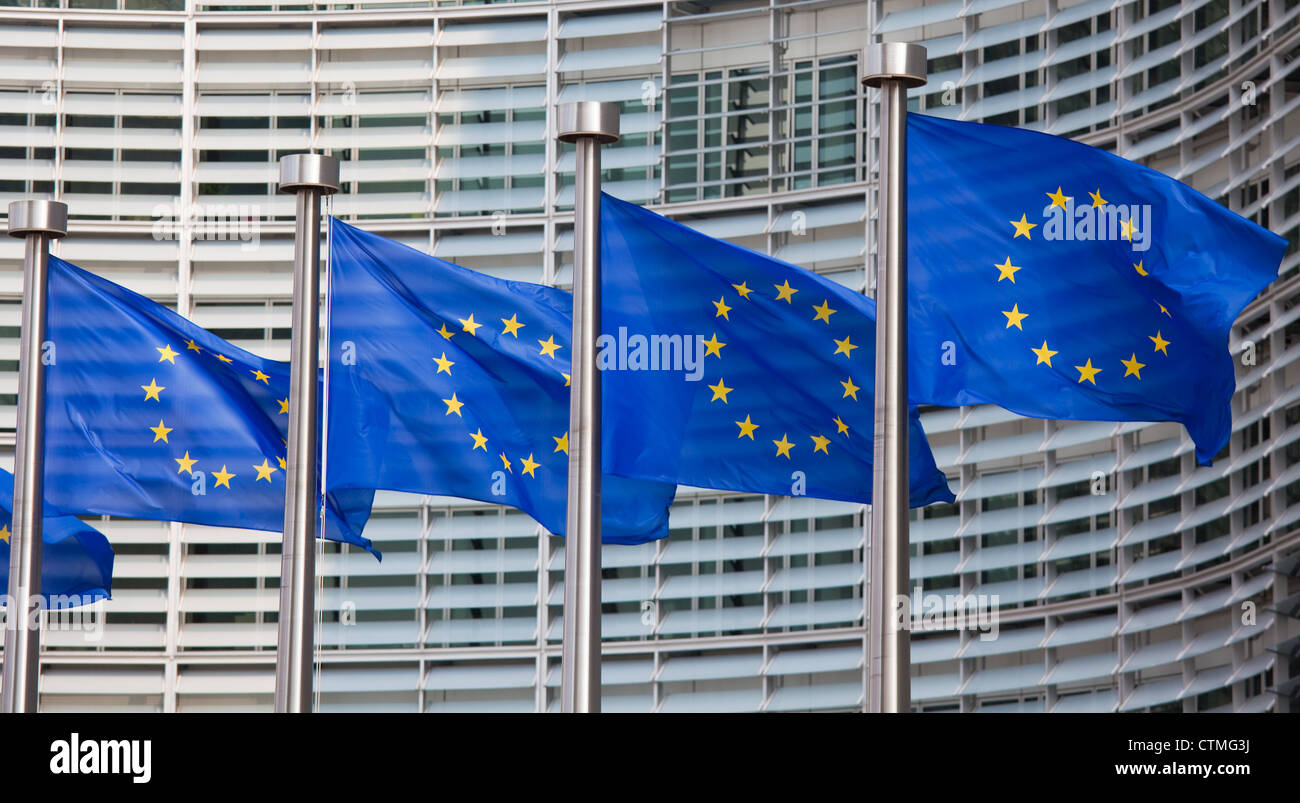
[0,0,1295,712]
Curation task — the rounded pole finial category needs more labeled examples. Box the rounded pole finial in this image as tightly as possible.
[557,101,621,145]
[7,200,68,239]
[278,153,341,195]
[862,42,929,89]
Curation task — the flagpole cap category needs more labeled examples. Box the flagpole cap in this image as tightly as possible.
[862,42,928,89]
[278,153,340,195]
[557,101,621,145]
[7,200,67,239]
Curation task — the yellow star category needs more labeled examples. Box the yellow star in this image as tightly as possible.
[149,419,172,443]
[735,415,759,440]
[995,257,1021,283]
[253,458,277,482]
[732,281,753,299]
[1089,189,1107,208]
[708,378,733,403]
[216,354,233,364]
[1121,353,1146,379]
[500,314,525,337]
[1046,187,1071,209]
[1149,331,1170,355]
[812,300,837,324]
[156,344,179,364]
[538,334,561,358]
[713,297,732,320]
[773,434,794,459]
[437,323,455,340]
[841,376,860,400]
[1159,304,1171,318]
[833,415,850,436]
[174,451,197,476]
[277,398,289,415]
[1075,358,1102,385]
[459,313,482,336]
[469,428,488,451]
[1120,218,1138,242]
[833,335,858,358]
[1010,214,1037,239]
[553,432,569,454]
[277,456,286,470]
[1031,341,1057,366]
[0,524,9,544]
[702,333,725,358]
[442,392,465,417]
[185,339,202,353]
[499,452,512,473]
[250,368,270,384]
[141,378,165,401]
[433,352,455,375]
[519,453,540,478]
[774,280,798,303]
[1002,304,1028,330]
[562,372,571,387]
[810,434,830,454]
[212,465,235,489]
[1134,260,1148,276]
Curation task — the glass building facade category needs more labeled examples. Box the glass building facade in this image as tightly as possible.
[0,0,1295,712]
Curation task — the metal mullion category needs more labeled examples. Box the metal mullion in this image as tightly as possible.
[659,0,669,203]
[425,19,438,221]
[441,510,451,650]
[811,58,820,188]
[417,502,430,675]
[52,18,64,201]
[695,67,704,197]
[544,5,558,222]
[714,510,723,637]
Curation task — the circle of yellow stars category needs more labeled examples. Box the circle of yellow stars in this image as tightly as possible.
[145,336,287,491]
[430,307,569,482]
[708,278,856,461]
[1002,186,1172,387]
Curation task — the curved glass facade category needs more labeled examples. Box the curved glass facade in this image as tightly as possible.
[0,0,1295,713]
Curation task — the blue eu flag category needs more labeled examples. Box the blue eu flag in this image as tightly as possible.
[326,218,676,544]
[599,194,955,507]
[907,114,1287,464]
[0,467,114,607]
[42,256,376,555]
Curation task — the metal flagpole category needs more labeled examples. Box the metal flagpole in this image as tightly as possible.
[557,101,619,714]
[1,200,67,714]
[274,154,339,714]
[863,43,927,714]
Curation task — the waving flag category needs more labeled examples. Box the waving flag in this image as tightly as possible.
[0,467,113,607]
[907,114,1287,463]
[42,256,376,556]
[326,217,676,544]
[599,193,955,507]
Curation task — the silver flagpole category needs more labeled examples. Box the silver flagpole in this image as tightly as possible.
[274,154,339,713]
[863,43,927,714]
[557,101,619,714]
[1,200,66,714]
